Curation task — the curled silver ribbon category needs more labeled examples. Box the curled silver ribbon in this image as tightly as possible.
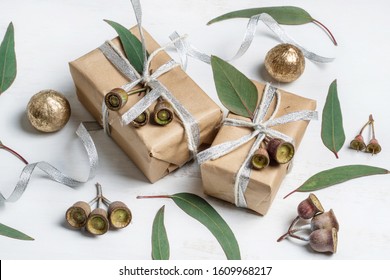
[169,13,334,66]
[1,122,99,203]
[197,84,318,208]
[99,0,200,158]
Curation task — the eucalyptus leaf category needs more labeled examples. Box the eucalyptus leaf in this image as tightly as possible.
[170,193,241,260]
[0,222,34,241]
[207,6,337,45]
[152,206,169,260]
[208,6,312,25]
[104,19,144,74]
[284,165,389,198]
[0,22,17,95]
[321,79,345,158]
[211,55,258,119]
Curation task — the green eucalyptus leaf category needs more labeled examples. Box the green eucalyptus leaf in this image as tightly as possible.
[211,55,258,119]
[0,222,34,241]
[152,205,169,260]
[321,79,345,158]
[207,6,313,25]
[104,19,144,74]
[284,165,389,198]
[0,22,17,95]
[170,193,241,260]
[207,6,337,45]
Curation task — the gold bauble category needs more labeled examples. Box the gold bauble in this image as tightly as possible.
[264,43,305,83]
[27,89,71,132]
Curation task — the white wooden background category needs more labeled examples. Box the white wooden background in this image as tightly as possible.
[0,0,389,260]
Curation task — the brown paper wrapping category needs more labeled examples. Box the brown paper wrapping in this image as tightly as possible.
[69,27,222,183]
[200,82,316,215]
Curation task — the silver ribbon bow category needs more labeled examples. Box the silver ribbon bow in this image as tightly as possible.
[1,122,99,203]
[197,84,318,208]
[99,0,200,158]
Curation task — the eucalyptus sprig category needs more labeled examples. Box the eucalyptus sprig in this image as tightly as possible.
[321,80,345,158]
[0,22,17,95]
[104,19,145,74]
[138,192,241,260]
[207,6,337,46]
[211,55,258,119]
[284,165,389,198]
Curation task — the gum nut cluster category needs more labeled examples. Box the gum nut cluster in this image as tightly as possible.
[104,87,174,128]
[251,138,295,171]
[278,193,339,254]
[350,114,381,155]
[65,184,132,236]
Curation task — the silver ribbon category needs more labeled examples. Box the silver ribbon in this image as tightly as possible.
[0,122,99,203]
[99,0,200,158]
[197,83,318,208]
[169,13,334,65]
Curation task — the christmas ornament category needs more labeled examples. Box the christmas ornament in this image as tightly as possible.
[27,89,71,132]
[264,43,305,83]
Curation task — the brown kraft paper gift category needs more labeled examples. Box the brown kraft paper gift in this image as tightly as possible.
[200,81,316,215]
[69,27,222,183]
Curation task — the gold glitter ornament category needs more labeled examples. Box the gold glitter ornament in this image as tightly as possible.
[264,43,305,83]
[27,89,71,132]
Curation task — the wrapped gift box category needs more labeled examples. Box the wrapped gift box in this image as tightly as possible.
[69,27,222,183]
[200,81,316,215]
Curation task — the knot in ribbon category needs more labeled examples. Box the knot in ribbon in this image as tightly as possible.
[197,83,318,208]
[99,0,200,158]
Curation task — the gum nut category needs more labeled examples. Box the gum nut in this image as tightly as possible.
[311,209,339,231]
[267,138,295,164]
[108,201,132,229]
[105,88,128,111]
[251,148,270,170]
[131,109,150,128]
[65,201,91,228]
[297,193,324,219]
[153,100,174,125]
[309,228,338,254]
[86,208,109,235]
[350,135,366,151]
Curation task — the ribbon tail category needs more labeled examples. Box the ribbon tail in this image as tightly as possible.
[1,123,99,203]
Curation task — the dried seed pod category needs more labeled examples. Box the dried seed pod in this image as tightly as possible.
[131,109,150,128]
[65,201,91,228]
[86,208,109,235]
[108,201,132,229]
[311,209,339,231]
[105,88,128,111]
[350,135,366,151]
[153,100,174,126]
[251,148,270,170]
[264,43,305,83]
[267,138,295,164]
[297,193,324,219]
[366,138,381,155]
[309,228,338,254]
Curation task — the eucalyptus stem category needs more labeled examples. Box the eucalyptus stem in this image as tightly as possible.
[137,195,171,199]
[369,114,376,140]
[312,19,338,46]
[359,119,371,136]
[0,141,29,165]
[127,87,147,96]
